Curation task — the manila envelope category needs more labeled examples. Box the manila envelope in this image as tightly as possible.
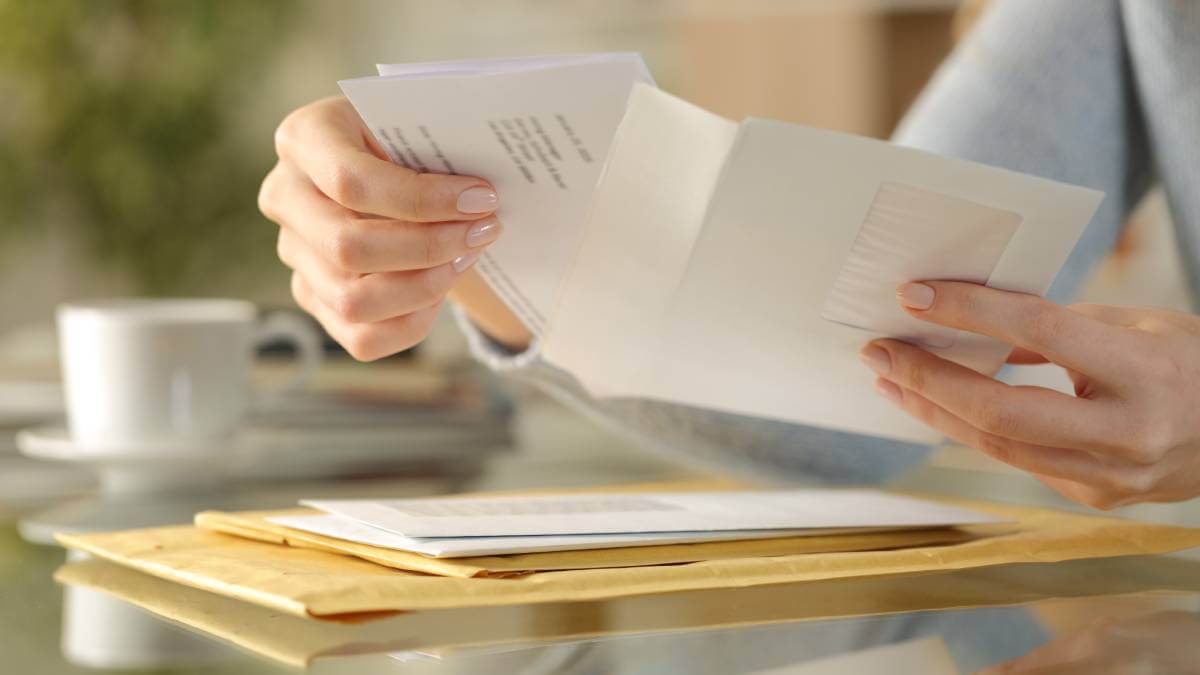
[56,494,1200,619]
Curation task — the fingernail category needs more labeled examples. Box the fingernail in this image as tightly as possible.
[897,282,935,310]
[465,218,501,248]
[874,378,903,405]
[457,186,498,214]
[858,345,891,375]
[452,251,481,273]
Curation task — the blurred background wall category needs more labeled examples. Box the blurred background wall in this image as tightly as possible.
[0,0,1190,356]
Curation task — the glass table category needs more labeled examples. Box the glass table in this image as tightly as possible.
[3,362,1198,674]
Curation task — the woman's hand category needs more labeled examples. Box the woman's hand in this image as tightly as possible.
[859,281,1200,509]
[259,96,529,360]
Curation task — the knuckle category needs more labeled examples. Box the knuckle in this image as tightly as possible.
[340,327,384,362]
[1020,302,1066,349]
[257,167,283,221]
[325,223,368,272]
[423,223,461,265]
[975,432,1016,464]
[329,281,370,323]
[974,403,1020,437]
[1083,491,1122,511]
[289,272,306,306]
[408,175,434,221]
[324,163,367,208]
[1142,351,1184,383]
[902,358,929,393]
[395,312,437,353]
[1121,414,1172,464]
[418,227,462,269]
[419,225,439,267]
[273,104,316,159]
[275,233,291,267]
[951,286,982,319]
[904,393,938,426]
[1121,469,1157,497]
[415,266,453,303]
[273,115,298,158]
[1095,468,1152,502]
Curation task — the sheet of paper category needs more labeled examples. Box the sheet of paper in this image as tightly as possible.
[340,53,652,333]
[544,84,1104,443]
[302,489,1006,538]
[267,513,887,558]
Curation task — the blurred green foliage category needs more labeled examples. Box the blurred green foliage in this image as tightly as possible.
[0,0,298,293]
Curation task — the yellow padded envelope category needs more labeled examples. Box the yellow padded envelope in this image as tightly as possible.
[57,494,1200,619]
[194,507,975,578]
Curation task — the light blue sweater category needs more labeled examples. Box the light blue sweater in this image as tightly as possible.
[456,0,1200,484]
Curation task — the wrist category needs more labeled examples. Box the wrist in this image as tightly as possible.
[448,269,533,351]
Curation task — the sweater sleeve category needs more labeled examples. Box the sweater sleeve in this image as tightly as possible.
[451,304,932,485]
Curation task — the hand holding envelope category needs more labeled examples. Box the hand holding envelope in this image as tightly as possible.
[863,282,1200,509]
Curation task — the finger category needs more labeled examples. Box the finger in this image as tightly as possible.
[1066,302,1145,327]
[1032,474,1141,511]
[267,162,502,273]
[896,281,1141,374]
[1006,347,1050,364]
[274,96,498,222]
[291,272,442,361]
[875,379,1121,486]
[864,339,1125,453]
[278,229,471,323]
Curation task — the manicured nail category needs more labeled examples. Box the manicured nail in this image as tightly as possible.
[452,251,481,273]
[897,282,935,310]
[874,378,903,404]
[457,186,499,214]
[465,218,501,248]
[858,345,891,376]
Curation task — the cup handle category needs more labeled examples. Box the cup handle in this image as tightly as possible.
[252,310,323,404]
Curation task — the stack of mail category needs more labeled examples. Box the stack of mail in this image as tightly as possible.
[187,487,1004,580]
[56,483,1200,619]
[277,489,1004,557]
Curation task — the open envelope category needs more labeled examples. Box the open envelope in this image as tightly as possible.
[57,492,1200,618]
[55,555,1200,668]
[542,85,1104,443]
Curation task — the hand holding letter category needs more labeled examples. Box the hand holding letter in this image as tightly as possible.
[259,96,512,360]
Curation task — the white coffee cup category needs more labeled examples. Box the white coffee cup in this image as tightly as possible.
[57,299,321,451]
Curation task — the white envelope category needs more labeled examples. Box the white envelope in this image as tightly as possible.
[303,489,1006,538]
[543,84,1103,443]
[268,513,885,558]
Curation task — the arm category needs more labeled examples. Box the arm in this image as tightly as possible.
[874,2,1200,507]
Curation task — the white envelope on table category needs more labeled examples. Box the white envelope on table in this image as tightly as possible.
[303,489,1006,538]
[269,513,887,558]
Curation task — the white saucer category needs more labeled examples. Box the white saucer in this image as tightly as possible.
[16,425,240,465]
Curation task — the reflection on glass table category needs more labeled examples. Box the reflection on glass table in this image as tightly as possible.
[49,552,1200,674]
